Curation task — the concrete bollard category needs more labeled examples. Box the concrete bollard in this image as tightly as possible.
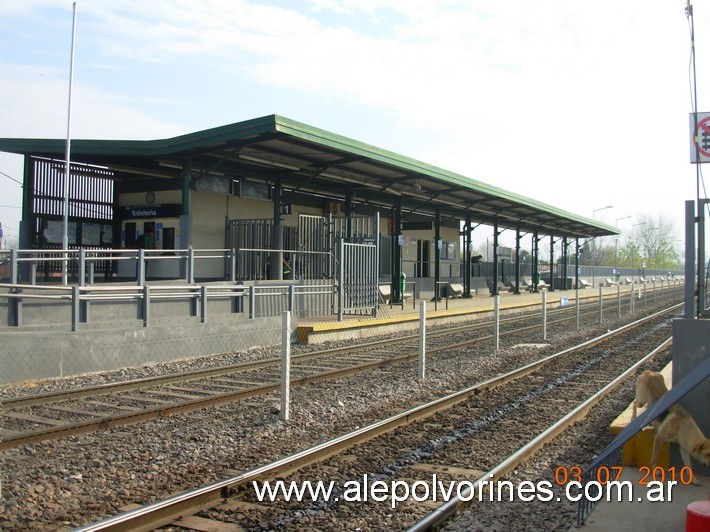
[280,310,291,421]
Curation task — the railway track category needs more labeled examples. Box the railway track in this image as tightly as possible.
[73,304,677,531]
[0,295,680,450]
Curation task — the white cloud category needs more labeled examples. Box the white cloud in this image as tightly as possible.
[0,0,705,247]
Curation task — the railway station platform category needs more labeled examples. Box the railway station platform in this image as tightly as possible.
[592,362,710,530]
[582,470,709,531]
[296,284,654,344]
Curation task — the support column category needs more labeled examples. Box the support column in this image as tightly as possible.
[491,222,499,296]
[271,177,284,280]
[514,225,521,294]
[548,235,555,292]
[575,238,580,290]
[463,214,472,298]
[434,209,441,301]
[19,156,34,281]
[392,203,403,303]
[344,190,354,239]
[562,237,568,290]
[179,161,193,280]
[532,230,539,293]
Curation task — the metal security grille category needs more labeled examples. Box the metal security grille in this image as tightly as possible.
[297,214,330,279]
[226,219,298,280]
[338,239,379,318]
[30,157,115,277]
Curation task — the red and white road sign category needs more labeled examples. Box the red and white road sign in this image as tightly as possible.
[690,112,710,163]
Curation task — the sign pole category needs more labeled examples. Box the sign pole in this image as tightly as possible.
[688,2,705,316]
[62,2,78,285]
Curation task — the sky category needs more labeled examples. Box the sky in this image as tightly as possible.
[1,0,708,251]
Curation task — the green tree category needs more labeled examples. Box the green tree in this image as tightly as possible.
[618,214,681,271]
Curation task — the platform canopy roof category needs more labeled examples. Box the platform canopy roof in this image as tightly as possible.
[0,114,618,238]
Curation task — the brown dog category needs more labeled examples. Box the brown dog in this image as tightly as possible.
[632,370,668,420]
[651,404,710,485]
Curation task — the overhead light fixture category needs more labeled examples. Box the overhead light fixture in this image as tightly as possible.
[238,154,300,171]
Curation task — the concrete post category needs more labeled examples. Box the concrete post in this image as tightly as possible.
[143,285,150,327]
[617,283,621,318]
[494,295,500,350]
[280,310,291,421]
[79,249,86,287]
[137,249,145,286]
[249,285,256,319]
[542,291,547,341]
[419,300,426,380]
[200,285,207,323]
[599,285,603,325]
[71,285,80,332]
[187,247,195,284]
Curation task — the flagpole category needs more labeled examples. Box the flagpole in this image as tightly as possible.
[62,2,78,285]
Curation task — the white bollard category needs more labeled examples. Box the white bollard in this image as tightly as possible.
[599,285,603,325]
[542,291,547,341]
[280,311,291,421]
[419,301,426,379]
[617,283,621,318]
[494,295,500,350]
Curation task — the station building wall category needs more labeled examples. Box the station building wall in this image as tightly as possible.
[119,186,462,282]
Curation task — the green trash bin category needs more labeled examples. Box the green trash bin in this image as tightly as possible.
[400,272,406,296]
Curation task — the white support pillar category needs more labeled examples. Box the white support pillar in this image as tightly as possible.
[542,291,547,341]
[494,295,500,350]
[280,311,291,421]
[418,301,426,380]
[617,283,621,318]
[599,285,603,325]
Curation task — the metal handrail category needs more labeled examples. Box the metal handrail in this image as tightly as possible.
[0,281,335,330]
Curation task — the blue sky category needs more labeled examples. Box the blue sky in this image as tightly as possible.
[1,0,708,250]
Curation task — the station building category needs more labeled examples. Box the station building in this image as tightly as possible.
[0,114,619,301]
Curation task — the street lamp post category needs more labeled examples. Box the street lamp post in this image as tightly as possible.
[592,205,613,287]
[615,215,632,282]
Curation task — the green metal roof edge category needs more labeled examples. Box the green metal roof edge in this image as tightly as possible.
[271,115,619,236]
[0,115,279,157]
[0,114,618,235]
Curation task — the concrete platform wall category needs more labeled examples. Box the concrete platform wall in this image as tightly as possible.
[0,315,288,385]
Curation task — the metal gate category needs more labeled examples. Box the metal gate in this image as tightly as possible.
[226,219,297,280]
[338,239,379,319]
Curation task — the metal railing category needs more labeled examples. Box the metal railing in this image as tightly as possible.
[1,282,337,330]
[0,246,340,286]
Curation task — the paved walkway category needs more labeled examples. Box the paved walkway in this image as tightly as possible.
[581,470,709,531]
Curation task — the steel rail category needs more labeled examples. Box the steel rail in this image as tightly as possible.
[1,304,681,450]
[74,316,675,532]
[408,337,673,531]
[4,300,677,409]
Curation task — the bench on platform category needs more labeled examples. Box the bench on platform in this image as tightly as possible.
[446,283,464,298]
[379,284,411,305]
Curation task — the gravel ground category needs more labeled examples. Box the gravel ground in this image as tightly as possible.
[0,308,673,530]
